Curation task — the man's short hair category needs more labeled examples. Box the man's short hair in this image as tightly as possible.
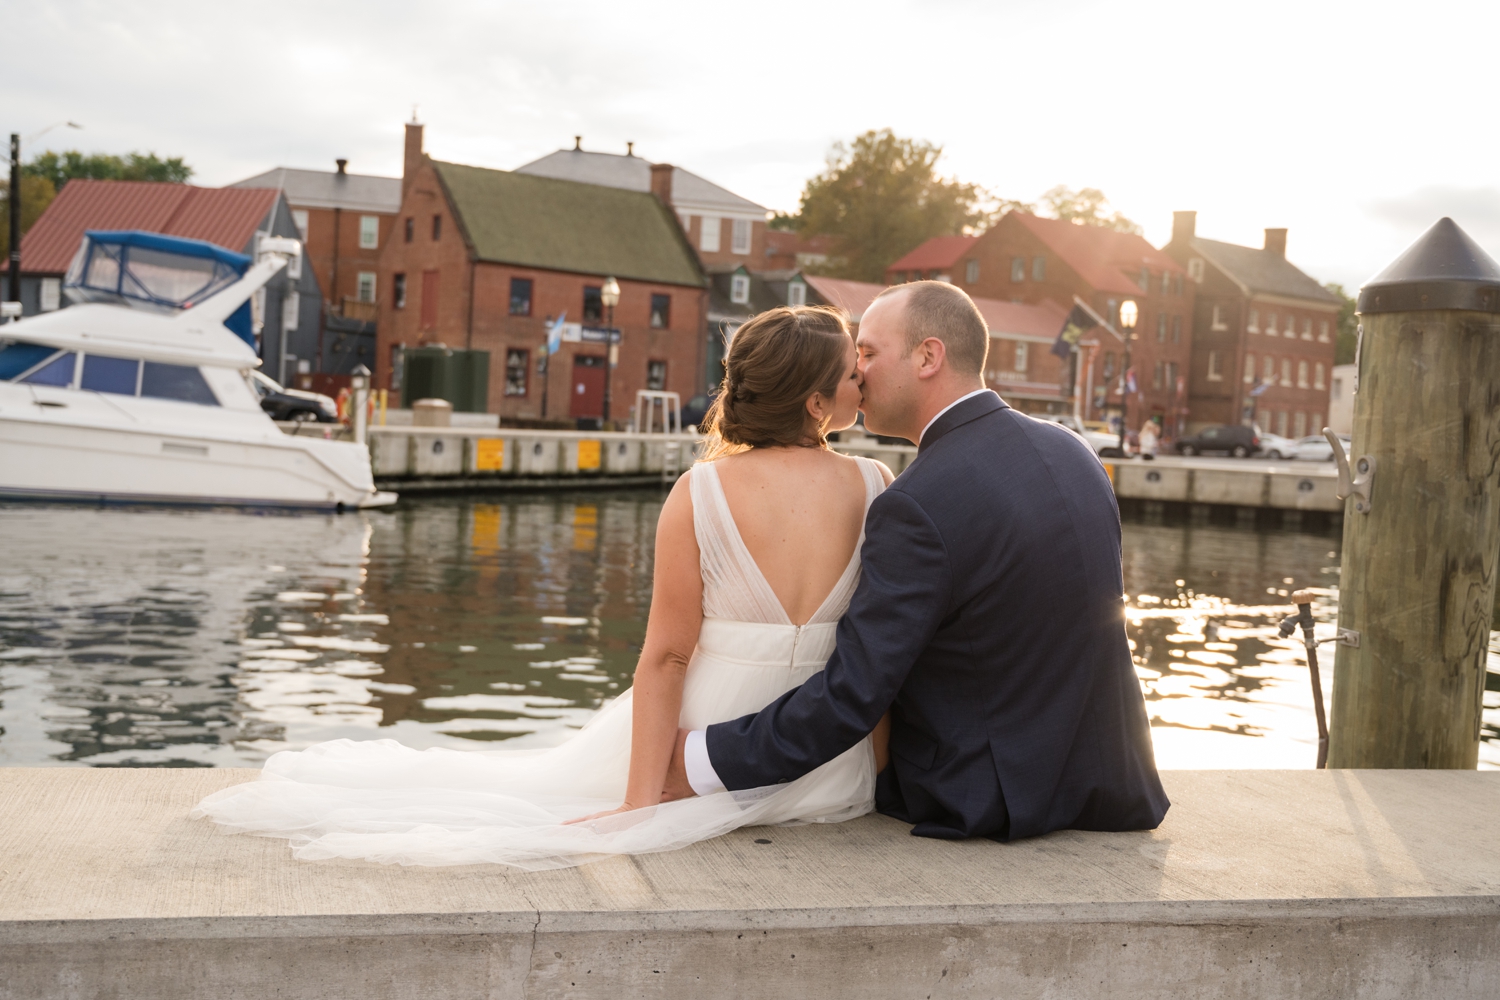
[875,280,989,375]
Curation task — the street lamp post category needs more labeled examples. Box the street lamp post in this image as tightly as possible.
[1116,299,1138,455]
[600,276,620,428]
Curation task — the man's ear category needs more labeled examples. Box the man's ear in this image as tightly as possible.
[915,337,947,379]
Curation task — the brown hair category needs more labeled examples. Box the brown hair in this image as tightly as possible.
[700,305,852,460]
[874,280,989,375]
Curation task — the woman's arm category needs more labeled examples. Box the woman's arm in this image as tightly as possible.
[569,471,703,821]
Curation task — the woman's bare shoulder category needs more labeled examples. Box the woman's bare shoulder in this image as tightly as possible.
[833,450,896,486]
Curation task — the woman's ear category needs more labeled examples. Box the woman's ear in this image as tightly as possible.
[805,392,826,423]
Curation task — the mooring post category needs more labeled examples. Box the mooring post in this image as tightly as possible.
[1328,218,1500,768]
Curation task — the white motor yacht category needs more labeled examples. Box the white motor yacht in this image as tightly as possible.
[0,235,395,510]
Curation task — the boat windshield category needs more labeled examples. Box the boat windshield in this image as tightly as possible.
[0,340,62,380]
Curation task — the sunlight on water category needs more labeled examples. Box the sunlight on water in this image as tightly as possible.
[0,497,1496,769]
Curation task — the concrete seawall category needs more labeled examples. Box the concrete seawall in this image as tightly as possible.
[1,768,1494,998]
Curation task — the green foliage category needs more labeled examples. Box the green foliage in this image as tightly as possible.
[783,129,993,283]
[1325,282,1358,364]
[0,175,59,257]
[24,150,193,190]
[1037,186,1141,234]
[767,211,798,232]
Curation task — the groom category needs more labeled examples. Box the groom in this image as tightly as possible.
[669,280,1169,840]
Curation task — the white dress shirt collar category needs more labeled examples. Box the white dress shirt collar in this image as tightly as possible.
[919,389,993,444]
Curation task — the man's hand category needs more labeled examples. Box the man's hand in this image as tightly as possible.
[660,728,697,801]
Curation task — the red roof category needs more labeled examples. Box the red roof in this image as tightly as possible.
[806,275,886,321]
[8,180,280,274]
[886,235,978,274]
[1008,212,1181,297]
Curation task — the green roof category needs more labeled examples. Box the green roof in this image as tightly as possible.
[433,161,704,288]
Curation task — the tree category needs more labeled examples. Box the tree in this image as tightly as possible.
[24,150,193,191]
[785,129,993,283]
[1325,282,1358,364]
[0,175,59,258]
[1037,186,1141,234]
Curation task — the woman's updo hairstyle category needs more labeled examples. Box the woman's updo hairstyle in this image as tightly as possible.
[700,305,852,460]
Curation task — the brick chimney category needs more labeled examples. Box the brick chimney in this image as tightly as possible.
[650,163,674,207]
[335,158,347,175]
[403,120,425,193]
[1264,228,1287,258]
[1171,211,1196,245]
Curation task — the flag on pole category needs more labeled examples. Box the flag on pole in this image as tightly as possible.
[1050,302,1097,359]
[1249,379,1269,397]
[1125,368,1138,395]
[546,311,566,355]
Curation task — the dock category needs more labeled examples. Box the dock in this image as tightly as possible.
[1,767,1494,997]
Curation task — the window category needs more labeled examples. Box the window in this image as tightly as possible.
[1302,318,1314,340]
[0,341,59,380]
[1167,361,1179,393]
[1014,341,1028,374]
[1293,412,1307,438]
[504,348,529,396]
[1211,304,1227,331]
[1319,320,1331,343]
[786,281,806,307]
[1207,350,1223,381]
[730,274,750,305]
[1281,358,1293,386]
[510,278,533,316]
[21,351,75,386]
[432,214,442,241]
[1266,312,1278,336]
[646,359,667,391]
[1312,412,1323,432]
[281,291,300,332]
[141,361,219,406]
[1138,267,1150,291]
[731,219,752,254]
[965,260,980,284]
[1244,354,1256,383]
[404,217,414,243]
[1276,410,1288,436]
[1171,315,1181,343]
[1032,256,1045,281]
[1264,356,1275,381]
[1153,361,1163,390]
[81,354,139,395]
[678,211,693,233]
[1156,315,1166,343]
[359,215,380,249]
[1103,352,1116,378]
[1160,272,1171,295]
[700,217,721,253]
[650,293,671,328]
[1248,309,1259,333]
[1314,362,1326,389]
[1187,258,1204,282]
[583,285,603,322]
[356,271,376,303]
[1107,298,1118,325]
[292,210,309,240]
[39,277,60,312]
[1011,257,1026,282]
[1297,360,1309,388]
[393,273,407,309]
[1331,377,1343,400]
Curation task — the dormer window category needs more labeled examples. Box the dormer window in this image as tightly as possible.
[787,280,806,307]
[730,274,750,305]
[1187,258,1204,283]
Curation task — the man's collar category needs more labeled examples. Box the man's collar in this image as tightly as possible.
[918,389,1006,452]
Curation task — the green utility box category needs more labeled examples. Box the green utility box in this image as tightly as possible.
[399,347,489,413]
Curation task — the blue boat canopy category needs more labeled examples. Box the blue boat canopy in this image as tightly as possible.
[64,230,255,345]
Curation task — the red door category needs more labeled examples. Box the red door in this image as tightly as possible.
[419,270,440,331]
[569,355,606,418]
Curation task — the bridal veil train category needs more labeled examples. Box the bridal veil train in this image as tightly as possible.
[193,456,887,870]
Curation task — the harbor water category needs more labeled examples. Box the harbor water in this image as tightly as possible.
[1,493,1496,769]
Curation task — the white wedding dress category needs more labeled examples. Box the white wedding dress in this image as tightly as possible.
[193,457,886,870]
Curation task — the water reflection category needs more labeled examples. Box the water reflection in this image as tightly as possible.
[0,496,1495,769]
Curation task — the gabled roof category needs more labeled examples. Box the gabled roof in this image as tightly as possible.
[805,276,886,322]
[886,235,979,274]
[1190,237,1341,305]
[433,161,704,288]
[8,180,279,275]
[230,167,401,214]
[1008,212,1182,296]
[515,149,766,217]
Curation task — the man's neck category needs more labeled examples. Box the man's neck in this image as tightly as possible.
[913,383,987,442]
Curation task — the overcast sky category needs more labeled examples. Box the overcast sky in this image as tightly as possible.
[10,0,1499,288]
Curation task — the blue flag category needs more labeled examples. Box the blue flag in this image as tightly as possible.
[546,311,566,355]
[1051,303,1096,359]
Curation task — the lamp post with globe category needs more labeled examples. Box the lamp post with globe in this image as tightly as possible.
[1116,299,1138,455]
[600,276,620,427]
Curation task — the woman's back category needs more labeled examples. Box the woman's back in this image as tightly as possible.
[692,449,885,626]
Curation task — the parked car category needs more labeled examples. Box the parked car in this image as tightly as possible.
[249,370,338,423]
[1256,429,1298,459]
[1292,433,1351,462]
[1034,414,1120,456]
[1175,424,1261,458]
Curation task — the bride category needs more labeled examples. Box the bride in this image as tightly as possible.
[193,305,894,870]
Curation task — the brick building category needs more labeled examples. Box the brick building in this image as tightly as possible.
[884,235,978,284]
[898,213,1194,435]
[1162,212,1340,438]
[762,231,834,271]
[377,124,708,423]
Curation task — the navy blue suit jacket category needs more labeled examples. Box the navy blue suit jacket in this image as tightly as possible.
[705,391,1169,840]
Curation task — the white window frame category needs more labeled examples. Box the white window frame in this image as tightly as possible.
[1315,363,1326,390]
[1302,318,1314,340]
[1010,257,1025,282]
[1247,309,1259,333]
[1210,304,1227,331]
[787,280,806,307]
[965,259,980,284]
[731,218,752,255]
[359,215,380,250]
[1266,312,1278,336]
[1297,360,1309,388]
[1281,358,1293,387]
[729,273,750,305]
[700,217,722,253]
[356,271,377,304]
[39,277,61,312]
[1187,258,1204,283]
[1207,350,1223,381]
[291,210,309,241]
[1014,341,1028,374]
[1243,354,1256,383]
[286,242,302,280]
[1319,320,1331,343]
[1264,356,1275,381]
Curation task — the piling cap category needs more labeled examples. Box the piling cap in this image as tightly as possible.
[1359,217,1500,314]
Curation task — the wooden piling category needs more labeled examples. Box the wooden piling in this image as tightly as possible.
[1329,218,1500,768]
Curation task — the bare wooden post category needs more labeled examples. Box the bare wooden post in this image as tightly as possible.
[1328,218,1500,768]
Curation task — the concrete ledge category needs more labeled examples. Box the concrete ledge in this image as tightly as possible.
[1,769,1497,998]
